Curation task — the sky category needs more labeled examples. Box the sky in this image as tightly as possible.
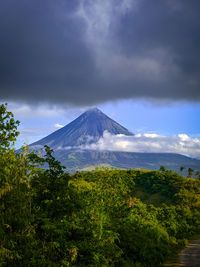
[0,0,200,157]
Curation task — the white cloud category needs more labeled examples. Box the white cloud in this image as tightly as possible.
[178,134,190,141]
[17,123,64,146]
[20,128,50,136]
[16,127,54,148]
[6,102,85,119]
[6,102,67,118]
[54,123,64,129]
[78,131,200,158]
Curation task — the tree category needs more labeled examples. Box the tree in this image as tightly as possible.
[0,103,36,265]
[195,171,200,179]
[188,168,194,178]
[180,166,184,173]
[160,165,166,172]
[0,103,20,150]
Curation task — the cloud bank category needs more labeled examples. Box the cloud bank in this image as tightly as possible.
[0,0,200,105]
[78,131,200,158]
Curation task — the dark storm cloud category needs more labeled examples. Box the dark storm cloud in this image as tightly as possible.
[0,0,97,104]
[0,0,200,105]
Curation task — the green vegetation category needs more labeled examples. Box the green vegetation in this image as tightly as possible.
[188,167,194,178]
[1,103,200,266]
[80,164,117,171]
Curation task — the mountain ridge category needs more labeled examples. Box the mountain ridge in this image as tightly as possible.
[52,149,200,174]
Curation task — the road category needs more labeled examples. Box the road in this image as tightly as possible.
[179,238,200,267]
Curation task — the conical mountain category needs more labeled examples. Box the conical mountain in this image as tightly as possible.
[30,108,133,149]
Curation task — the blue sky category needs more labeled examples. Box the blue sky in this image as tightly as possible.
[100,100,200,136]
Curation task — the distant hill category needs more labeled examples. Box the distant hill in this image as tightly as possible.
[29,108,200,174]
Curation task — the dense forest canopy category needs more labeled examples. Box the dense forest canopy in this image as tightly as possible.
[0,103,200,266]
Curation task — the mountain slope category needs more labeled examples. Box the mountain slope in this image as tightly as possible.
[31,108,133,149]
[53,150,200,174]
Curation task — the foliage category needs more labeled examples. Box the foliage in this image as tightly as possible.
[0,103,20,150]
[1,103,200,266]
[196,170,200,179]
[188,167,194,178]
[160,165,167,172]
[180,166,184,172]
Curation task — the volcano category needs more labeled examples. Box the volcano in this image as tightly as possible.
[30,108,200,174]
[31,107,133,149]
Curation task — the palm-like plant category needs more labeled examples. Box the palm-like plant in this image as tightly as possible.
[188,168,194,178]
[160,165,166,172]
[195,171,200,179]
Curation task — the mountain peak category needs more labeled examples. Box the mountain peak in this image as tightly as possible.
[81,107,103,116]
[85,107,100,112]
[30,108,133,149]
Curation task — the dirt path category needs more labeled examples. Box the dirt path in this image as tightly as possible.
[179,238,200,267]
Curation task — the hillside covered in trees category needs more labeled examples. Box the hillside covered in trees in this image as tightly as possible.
[1,103,200,266]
